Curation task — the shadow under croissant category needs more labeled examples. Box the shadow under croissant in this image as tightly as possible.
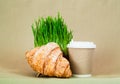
[35,73,72,78]
[36,73,54,78]
[36,73,48,77]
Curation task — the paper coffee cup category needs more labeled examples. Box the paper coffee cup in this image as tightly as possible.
[67,41,96,77]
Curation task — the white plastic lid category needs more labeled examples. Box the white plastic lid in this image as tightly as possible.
[67,40,96,48]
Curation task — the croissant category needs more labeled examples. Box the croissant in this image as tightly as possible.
[25,42,72,78]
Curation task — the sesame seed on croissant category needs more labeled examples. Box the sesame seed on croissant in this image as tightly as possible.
[25,42,72,78]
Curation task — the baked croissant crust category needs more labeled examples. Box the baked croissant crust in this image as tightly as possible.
[25,42,72,78]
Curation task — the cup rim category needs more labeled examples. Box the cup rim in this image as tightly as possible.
[67,40,96,48]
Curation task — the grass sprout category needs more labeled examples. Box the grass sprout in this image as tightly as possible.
[32,13,73,58]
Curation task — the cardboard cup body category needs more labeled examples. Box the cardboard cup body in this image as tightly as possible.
[68,41,96,77]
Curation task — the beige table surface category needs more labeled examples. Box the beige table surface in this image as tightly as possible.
[0,67,120,84]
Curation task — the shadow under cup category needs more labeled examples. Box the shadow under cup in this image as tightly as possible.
[67,41,96,77]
